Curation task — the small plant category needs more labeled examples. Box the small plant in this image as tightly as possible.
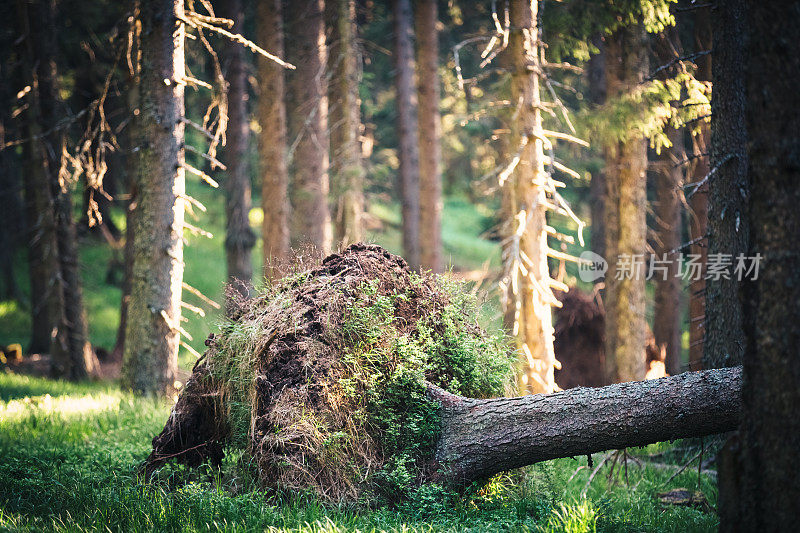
[538,499,599,533]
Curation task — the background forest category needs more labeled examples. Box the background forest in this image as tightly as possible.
[0,0,798,531]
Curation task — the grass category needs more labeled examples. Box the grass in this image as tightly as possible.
[0,371,719,532]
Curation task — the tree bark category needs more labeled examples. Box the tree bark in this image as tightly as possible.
[328,0,365,248]
[220,0,255,297]
[415,0,442,273]
[603,24,648,383]
[687,5,711,371]
[112,200,135,362]
[723,1,800,529]
[121,0,186,395]
[257,0,290,279]
[0,117,23,301]
[113,11,142,362]
[653,127,683,376]
[652,29,685,377]
[286,0,332,255]
[430,367,741,486]
[391,0,421,270]
[16,0,96,378]
[587,35,606,264]
[502,0,557,395]
[705,0,747,370]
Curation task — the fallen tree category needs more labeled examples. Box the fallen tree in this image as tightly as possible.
[429,367,740,486]
[145,244,741,501]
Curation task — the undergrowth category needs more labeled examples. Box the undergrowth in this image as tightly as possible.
[338,275,512,504]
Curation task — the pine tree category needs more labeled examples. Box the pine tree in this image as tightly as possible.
[652,27,684,376]
[328,0,365,248]
[504,0,557,394]
[257,0,290,278]
[16,0,96,378]
[704,0,747,369]
[121,0,186,395]
[603,22,648,383]
[719,1,800,527]
[415,0,442,272]
[392,0,421,270]
[286,0,332,255]
[220,0,255,296]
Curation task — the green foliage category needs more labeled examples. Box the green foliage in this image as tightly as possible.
[338,276,513,503]
[580,71,711,152]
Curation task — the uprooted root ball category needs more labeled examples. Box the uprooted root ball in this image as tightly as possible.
[145,244,513,503]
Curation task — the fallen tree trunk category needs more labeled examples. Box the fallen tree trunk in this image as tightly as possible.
[430,367,741,486]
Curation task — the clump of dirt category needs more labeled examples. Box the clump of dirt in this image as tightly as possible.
[145,243,512,503]
[553,288,667,389]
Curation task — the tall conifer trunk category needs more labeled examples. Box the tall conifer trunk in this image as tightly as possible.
[603,23,648,383]
[391,0,421,270]
[257,0,290,278]
[587,36,606,264]
[720,1,800,527]
[286,0,332,255]
[705,0,747,370]
[16,0,96,378]
[504,0,556,394]
[328,0,364,248]
[688,6,711,371]
[220,0,255,296]
[122,0,186,395]
[415,0,442,272]
[652,28,684,376]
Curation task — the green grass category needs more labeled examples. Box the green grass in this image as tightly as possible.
[0,372,719,532]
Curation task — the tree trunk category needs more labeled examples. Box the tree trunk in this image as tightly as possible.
[113,11,142,363]
[328,0,365,248]
[121,0,186,395]
[16,0,62,355]
[430,367,741,486]
[722,2,800,529]
[220,0,255,297]
[603,24,648,383]
[286,0,332,255]
[587,35,606,264]
[16,0,96,378]
[0,122,23,301]
[391,0,421,270]
[51,157,97,379]
[257,0,290,279]
[652,29,685,377]
[686,6,711,372]
[502,0,557,395]
[112,200,135,361]
[704,0,747,370]
[17,77,62,355]
[653,128,683,376]
[415,0,441,273]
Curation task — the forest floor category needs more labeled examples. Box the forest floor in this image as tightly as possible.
[0,372,720,532]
